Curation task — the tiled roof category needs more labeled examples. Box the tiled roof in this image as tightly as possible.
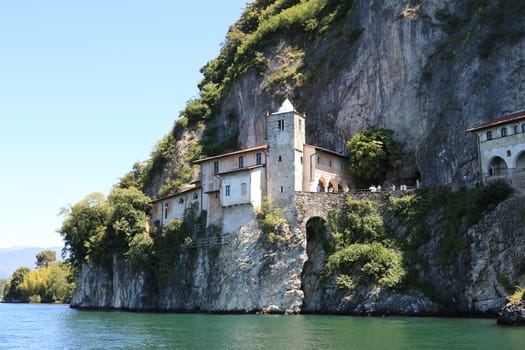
[193,145,268,164]
[151,183,201,203]
[304,144,347,157]
[466,110,525,132]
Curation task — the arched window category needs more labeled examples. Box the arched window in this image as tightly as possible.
[164,203,169,219]
[486,131,492,140]
[501,127,507,137]
[514,125,519,134]
[522,124,525,132]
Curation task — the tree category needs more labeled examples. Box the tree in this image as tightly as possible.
[105,187,152,255]
[36,250,56,268]
[58,192,111,267]
[3,267,31,302]
[346,128,403,185]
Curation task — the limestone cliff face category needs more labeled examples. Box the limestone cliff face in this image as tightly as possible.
[207,0,525,186]
[72,0,525,315]
[72,220,306,314]
[72,193,525,315]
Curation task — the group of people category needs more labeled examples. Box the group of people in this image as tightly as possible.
[369,184,408,192]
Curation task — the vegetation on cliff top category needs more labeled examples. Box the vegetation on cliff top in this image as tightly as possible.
[324,180,513,295]
[122,0,359,195]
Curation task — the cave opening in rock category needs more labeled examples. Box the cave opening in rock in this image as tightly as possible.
[301,216,329,311]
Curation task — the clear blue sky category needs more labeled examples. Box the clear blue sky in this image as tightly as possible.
[0,1,249,248]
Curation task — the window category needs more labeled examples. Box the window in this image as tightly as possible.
[501,127,507,137]
[256,153,262,165]
[329,160,332,167]
[239,156,244,168]
[317,157,320,164]
[278,119,285,130]
[179,198,184,204]
[213,160,219,173]
[300,156,303,164]
[514,125,519,134]
[522,124,525,132]
[299,119,302,130]
[164,203,169,219]
[507,150,512,157]
[241,183,247,196]
[225,185,230,197]
[280,186,284,193]
[193,192,198,200]
[486,131,492,140]
[278,155,282,162]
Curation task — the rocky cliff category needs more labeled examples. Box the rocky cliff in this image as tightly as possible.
[72,0,525,315]
[71,191,525,315]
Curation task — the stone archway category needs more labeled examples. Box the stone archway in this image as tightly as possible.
[488,156,508,176]
[516,151,525,170]
[301,216,329,312]
[317,177,327,192]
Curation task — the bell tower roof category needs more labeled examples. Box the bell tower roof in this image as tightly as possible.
[277,98,295,113]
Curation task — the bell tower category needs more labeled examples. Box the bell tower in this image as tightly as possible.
[266,99,306,224]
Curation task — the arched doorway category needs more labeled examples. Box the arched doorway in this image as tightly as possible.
[488,156,508,176]
[516,151,525,170]
[302,217,329,311]
[317,177,327,192]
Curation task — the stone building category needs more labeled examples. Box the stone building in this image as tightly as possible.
[467,110,525,188]
[151,99,353,233]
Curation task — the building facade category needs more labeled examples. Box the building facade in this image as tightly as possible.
[151,99,353,233]
[467,110,525,188]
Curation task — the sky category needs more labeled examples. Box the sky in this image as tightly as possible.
[0,0,249,249]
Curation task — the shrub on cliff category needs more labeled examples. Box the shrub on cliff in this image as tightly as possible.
[324,242,405,289]
[346,128,403,186]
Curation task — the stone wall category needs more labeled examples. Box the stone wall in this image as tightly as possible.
[295,192,346,229]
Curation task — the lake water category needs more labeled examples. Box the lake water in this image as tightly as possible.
[1,304,525,349]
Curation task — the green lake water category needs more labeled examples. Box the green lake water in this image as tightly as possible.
[1,303,524,349]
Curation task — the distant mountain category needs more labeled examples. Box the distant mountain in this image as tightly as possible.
[0,247,62,278]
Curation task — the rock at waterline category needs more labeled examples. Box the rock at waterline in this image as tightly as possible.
[497,300,525,326]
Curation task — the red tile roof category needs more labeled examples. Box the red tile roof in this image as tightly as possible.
[466,110,525,132]
[193,145,268,164]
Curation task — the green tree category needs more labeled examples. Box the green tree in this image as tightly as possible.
[346,128,403,185]
[105,187,152,255]
[3,267,31,302]
[58,192,111,267]
[36,250,56,268]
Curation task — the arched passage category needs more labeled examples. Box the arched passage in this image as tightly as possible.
[302,216,329,311]
[317,177,327,192]
[516,151,525,170]
[488,156,508,176]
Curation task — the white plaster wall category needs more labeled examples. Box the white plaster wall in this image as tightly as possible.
[250,167,266,209]
[221,171,251,206]
[222,204,255,235]
[478,130,525,172]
